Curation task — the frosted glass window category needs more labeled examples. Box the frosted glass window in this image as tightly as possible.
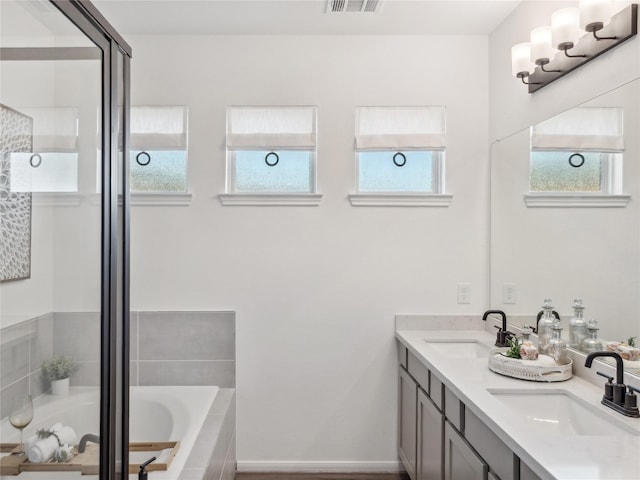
[230,151,312,193]
[358,151,437,193]
[530,151,620,193]
[129,106,188,193]
[130,150,187,192]
[354,106,446,193]
[9,152,78,192]
[226,106,317,194]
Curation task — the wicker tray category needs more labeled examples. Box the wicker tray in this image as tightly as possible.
[488,348,572,382]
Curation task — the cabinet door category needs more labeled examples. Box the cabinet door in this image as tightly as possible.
[520,460,543,480]
[399,367,417,480]
[417,388,443,480]
[444,421,487,480]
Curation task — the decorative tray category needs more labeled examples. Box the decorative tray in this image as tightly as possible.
[488,348,573,382]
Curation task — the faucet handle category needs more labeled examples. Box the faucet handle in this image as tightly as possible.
[625,385,640,412]
[596,371,614,401]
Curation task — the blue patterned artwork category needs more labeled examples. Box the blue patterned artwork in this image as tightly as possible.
[0,104,32,282]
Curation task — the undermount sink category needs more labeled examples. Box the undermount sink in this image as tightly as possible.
[488,389,639,437]
[423,339,491,358]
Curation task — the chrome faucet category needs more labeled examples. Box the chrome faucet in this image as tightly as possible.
[482,310,513,347]
[585,351,640,418]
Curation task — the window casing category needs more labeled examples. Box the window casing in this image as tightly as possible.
[354,106,446,194]
[129,106,188,193]
[225,106,318,194]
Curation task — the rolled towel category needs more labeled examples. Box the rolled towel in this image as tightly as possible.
[27,423,77,464]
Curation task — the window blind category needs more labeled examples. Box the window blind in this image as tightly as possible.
[355,106,446,151]
[130,106,188,150]
[21,107,79,152]
[531,107,624,152]
[226,106,317,150]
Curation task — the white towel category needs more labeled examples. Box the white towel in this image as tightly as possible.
[27,423,77,464]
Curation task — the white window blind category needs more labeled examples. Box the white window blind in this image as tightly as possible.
[21,107,79,152]
[226,106,317,150]
[531,107,624,152]
[355,106,446,151]
[130,106,188,150]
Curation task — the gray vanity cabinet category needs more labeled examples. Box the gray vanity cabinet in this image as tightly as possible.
[399,366,418,480]
[417,388,444,480]
[444,420,488,480]
[519,461,543,480]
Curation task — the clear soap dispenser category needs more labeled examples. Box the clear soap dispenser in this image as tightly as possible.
[582,319,604,353]
[549,318,568,363]
[537,298,555,356]
[569,298,587,349]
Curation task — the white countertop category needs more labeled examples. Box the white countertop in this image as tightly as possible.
[396,328,640,480]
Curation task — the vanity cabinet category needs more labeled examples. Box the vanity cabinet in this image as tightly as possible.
[444,420,487,480]
[398,342,540,480]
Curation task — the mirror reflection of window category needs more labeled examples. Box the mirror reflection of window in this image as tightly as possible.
[529,107,623,194]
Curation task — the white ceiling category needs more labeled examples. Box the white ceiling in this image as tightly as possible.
[92,0,522,36]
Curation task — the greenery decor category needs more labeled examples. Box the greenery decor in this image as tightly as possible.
[41,356,77,382]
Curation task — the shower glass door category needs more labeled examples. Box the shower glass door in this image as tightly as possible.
[0,1,131,478]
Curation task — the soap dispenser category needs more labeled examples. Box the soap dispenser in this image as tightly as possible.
[549,318,568,363]
[537,299,556,356]
[569,298,587,349]
[582,319,604,353]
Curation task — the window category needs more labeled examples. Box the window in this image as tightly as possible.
[129,106,188,193]
[529,107,623,195]
[352,106,447,204]
[9,107,79,193]
[224,106,318,196]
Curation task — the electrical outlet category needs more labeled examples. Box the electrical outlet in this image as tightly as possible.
[503,283,517,304]
[457,283,471,304]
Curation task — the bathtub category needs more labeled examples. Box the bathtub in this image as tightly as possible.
[0,386,220,480]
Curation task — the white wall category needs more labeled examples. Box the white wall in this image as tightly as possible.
[489,0,639,142]
[127,34,489,469]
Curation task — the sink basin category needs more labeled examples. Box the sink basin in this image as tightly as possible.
[423,339,490,358]
[488,389,639,437]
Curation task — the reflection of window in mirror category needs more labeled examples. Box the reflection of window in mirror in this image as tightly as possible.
[529,107,623,195]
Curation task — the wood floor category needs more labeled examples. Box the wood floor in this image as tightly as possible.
[235,473,410,480]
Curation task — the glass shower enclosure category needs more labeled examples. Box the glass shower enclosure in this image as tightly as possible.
[0,1,131,478]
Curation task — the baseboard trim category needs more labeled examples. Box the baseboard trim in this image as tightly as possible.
[237,461,403,473]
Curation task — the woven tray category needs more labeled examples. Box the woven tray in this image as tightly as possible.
[488,348,573,382]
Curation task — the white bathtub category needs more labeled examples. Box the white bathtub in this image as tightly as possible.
[0,385,219,480]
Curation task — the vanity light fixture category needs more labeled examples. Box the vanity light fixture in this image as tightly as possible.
[512,3,638,93]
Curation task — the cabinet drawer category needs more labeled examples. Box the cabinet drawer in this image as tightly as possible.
[407,351,430,393]
[444,386,464,432]
[398,343,408,369]
[429,373,444,411]
[520,459,543,480]
[465,409,516,480]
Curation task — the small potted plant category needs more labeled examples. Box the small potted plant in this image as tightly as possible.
[41,355,77,396]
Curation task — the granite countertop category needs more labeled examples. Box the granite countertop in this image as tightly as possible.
[396,328,640,480]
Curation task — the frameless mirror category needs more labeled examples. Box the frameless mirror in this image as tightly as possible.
[490,78,640,374]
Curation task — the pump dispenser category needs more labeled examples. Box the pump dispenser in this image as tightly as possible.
[569,298,587,348]
[582,319,604,353]
[537,298,556,356]
[549,318,568,363]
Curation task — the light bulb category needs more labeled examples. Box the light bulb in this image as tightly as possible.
[552,7,583,50]
[530,26,555,64]
[512,43,534,77]
[580,0,612,32]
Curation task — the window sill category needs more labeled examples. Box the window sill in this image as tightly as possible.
[131,192,193,206]
[523,193,631,208]
[349,193,453,207]
[32,192,83,206]
[219,193,322,206]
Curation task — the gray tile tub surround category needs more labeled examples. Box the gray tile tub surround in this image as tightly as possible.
[0,313,54,419]
[178,388,236,480]
[133,311,235,388]
[52,312,101,387]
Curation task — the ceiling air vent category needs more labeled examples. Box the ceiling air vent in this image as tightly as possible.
[327,0,382,13]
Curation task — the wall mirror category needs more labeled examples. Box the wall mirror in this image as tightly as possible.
[490,77,640,375]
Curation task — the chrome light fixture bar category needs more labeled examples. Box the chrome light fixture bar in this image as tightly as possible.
[513,3,637,93]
